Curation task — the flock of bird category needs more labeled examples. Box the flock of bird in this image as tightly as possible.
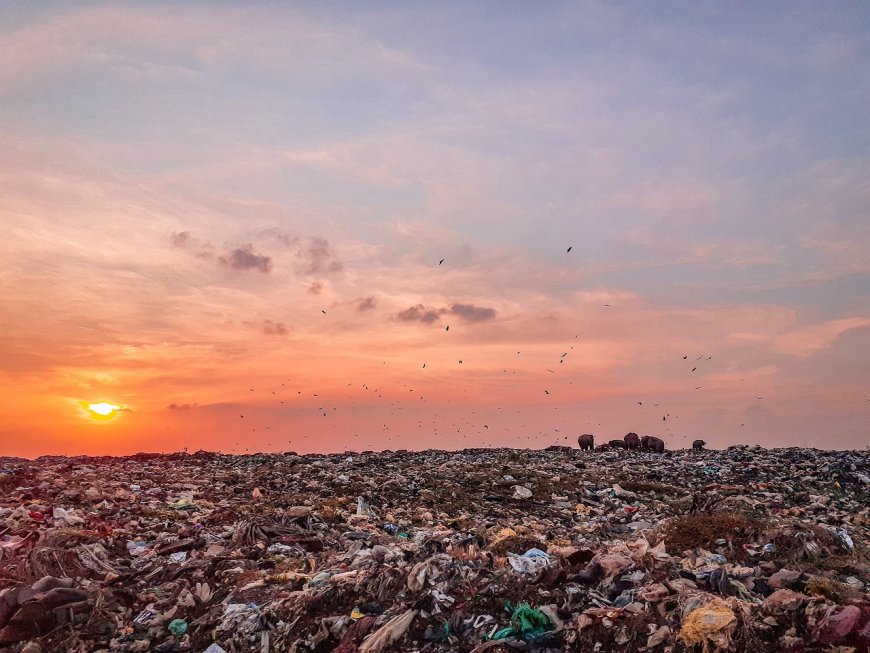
[212,249,767,454]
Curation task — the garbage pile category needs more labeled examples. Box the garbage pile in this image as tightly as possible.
[1,445,868,652]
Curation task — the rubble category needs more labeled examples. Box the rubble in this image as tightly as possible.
[0,445,868,651]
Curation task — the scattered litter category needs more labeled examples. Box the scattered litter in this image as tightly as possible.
[0,446,867,651]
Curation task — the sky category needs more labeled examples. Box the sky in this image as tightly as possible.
[0,2,868,457]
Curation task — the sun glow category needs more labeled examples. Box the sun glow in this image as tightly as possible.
[80,401,122,421]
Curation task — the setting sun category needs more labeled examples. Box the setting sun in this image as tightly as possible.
[80,401,122,421]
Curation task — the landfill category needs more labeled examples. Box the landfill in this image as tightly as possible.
[1,444,868,652]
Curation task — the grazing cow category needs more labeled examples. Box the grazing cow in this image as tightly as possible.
[692,439,706,451]
[577,434,595,451]
[624,432,640,450]
[607,439,629,450]
[641,435,666,453]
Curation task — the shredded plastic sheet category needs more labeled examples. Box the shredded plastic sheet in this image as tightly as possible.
[679,597,737,652]
[358,609,417,653]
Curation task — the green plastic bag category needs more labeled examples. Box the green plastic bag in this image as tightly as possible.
[488,603,553,641]
[511,603,552,640]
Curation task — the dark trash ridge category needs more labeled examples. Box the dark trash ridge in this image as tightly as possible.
[1,444,868,652]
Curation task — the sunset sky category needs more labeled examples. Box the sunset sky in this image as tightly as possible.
[1,2,868,457]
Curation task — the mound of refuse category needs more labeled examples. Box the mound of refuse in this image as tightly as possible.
[0,445,868,652]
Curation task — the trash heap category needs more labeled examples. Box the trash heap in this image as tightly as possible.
[1,445,868,652]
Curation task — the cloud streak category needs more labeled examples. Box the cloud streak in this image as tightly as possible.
[356,296,377,312]
[218,244,273,274]
[261,319,288,335]
[449,303,497,322]
[395,303,497,324]
[396,304,447,324]
[295,237,342,276]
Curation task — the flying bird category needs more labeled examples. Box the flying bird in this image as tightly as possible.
[439,259,444,265]
[682,355,688,359]
[445,325,449,331]
[566,246,572,253]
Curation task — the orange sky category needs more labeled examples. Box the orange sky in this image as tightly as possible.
[1,3,868,456]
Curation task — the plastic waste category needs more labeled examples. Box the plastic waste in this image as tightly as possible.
[833,528,854,550]
[507,548,552,574]
[512,485,533,499]
[490,603,554,642]
[358,609,417,653]
[2,444,867,652]
[679,597,737,650]
[203,645,227,653]
[168,619,188,636]
[167,497,195,510]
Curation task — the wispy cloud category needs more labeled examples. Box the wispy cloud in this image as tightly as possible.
[394,302,497,324]
[294,237,342,276]
[169,230,192,248]
[167,402,198,410]
[169,230,214,259]
[356,296,377,312]
[449,303,497,322]
[218,244,273,273]
[261,319,288,336]
[729,317,870,358]
[396,304,446,324]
